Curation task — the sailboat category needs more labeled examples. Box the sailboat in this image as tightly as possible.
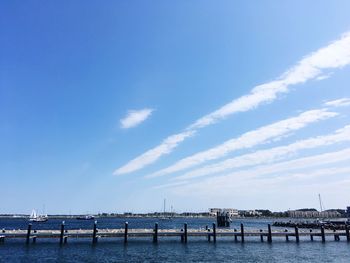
[160,199,172,220]
[29,209,48,222]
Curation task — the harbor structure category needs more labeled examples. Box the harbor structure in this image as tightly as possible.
[1,221,350,245]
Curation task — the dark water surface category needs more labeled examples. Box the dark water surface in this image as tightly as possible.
[1,217,349,262]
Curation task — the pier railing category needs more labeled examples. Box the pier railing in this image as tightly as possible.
[1,221,350,245]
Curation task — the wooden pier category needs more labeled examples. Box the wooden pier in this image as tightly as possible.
[1,221,350,245]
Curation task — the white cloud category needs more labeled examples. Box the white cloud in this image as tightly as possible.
[172,125,350,181]
[113,130,195,175]
[114,31,350,175]
[151,180,189,190]
[324,98,350,107]
[147,108,338,178]
[120,108,154,129]
[168,148,350,196]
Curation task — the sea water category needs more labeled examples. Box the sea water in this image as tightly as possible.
[1,217,349,262]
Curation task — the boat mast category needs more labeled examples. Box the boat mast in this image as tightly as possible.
[318,193,323,212]
[163,199,166,216]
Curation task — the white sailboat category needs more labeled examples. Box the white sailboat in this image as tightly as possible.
[29,209,48,222]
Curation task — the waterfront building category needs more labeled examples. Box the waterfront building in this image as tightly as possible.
[288,209,341,218]
[222,208,239,217]
[239,210,263,217]
[209,208,238,217]
[209,208,222,217]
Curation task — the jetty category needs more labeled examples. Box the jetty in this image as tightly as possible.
[1,221,350,245]
[273,220,349,230]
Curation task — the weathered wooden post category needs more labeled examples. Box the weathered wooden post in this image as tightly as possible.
[267,224,272,243]
[321,226,325,242]
[184,223,188,243]
[153,222,158,243]
[260,229,264,242]
[285,229,289,241]
[26,224,32,245]
[346,225,350,242]
[0,236,4,244]
[92,221,98,244]
[295,226,299,243]
[310,229,313,241]
[234,229,238,242]
[333,230,340,241]
[60,221,65,245]
[124,222,128,244]
[212,223,216,243]
[240,223,244,243]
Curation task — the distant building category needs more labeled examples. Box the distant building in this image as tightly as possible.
[209,208,222,217]
[239,210,263,217]
[222,208,239,217]
[288,209,341,218]
[209,208,238,217]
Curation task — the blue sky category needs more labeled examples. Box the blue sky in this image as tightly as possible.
[1,1,350,214]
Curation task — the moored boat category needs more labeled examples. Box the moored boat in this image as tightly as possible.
[29,209,48,222]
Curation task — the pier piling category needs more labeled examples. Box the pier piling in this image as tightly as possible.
[310,230,313,241]
[334,230,340,241]
[124,222,128,244]
[321,226,325,242]
[92,221,98,244]
[26,224,32,245]
[153,223,158,243]
[234,229,238,242]
[285,229,289,242]
[240,224,244,243]
[212,223,216,243]
[346,225,350,242]
[260,229,264,242]
[184,223,188,243]
[295,227,299,243]
[267,224,272,243]
[60,221,65,245]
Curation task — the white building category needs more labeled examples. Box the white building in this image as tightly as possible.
[209,208,239,217]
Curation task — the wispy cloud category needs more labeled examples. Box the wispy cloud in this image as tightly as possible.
[113,130,195,175]
[324,98,350,107]
[120,108,154,129]
[168,148,350,196]
[172,125,350,181]
[114,31,350,175]
[147,108,338,178]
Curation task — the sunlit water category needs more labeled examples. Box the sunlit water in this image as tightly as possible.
[1,217,349,262]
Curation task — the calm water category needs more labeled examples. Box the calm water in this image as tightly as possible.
[1,217,349,262]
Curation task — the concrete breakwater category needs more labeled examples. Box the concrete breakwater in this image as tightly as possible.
[1,221,350,245]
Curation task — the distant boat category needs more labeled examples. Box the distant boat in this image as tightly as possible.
[160,199,172,220]
[76,215,95,220]
[29,209,48,222]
